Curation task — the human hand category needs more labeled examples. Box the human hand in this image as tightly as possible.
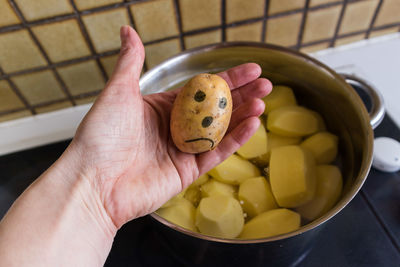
[66,26,272,230]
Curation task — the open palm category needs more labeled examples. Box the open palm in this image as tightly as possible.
[68,26,272,228]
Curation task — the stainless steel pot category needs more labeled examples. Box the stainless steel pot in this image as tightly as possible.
[139,42,384,266]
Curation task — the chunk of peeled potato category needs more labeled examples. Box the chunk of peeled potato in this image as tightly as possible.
[267,106,319,137]
[254,132,301,166]
[208,154,260,185]
[157,198,197,232]
[300,132,339,164]
[262,85,297,115]
[269,145,316,207]
[189,173,209,189]
[239,209,301,239]
[236,122,267,159]
[196,195,244,238]
[200,179,236,198]
[296,165,343,221]
[184,186,202,207]
[238,177,278,218]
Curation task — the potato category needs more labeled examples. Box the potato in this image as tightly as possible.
[267,106,320,137]
[189,173,209,189]
[236,122,268,159]
[296,165,343,221]
[200,179,236,198]
[300,132,339,164]
[239,209,301,239]
[157,198,197,232]
[196,195,244,238]
[184,186,202,207]
[170,73,233,153]
[160,189,186,209]
[208,154,260,185]
[269,145,316,207]
[238,177,278,218]
[311,110,327,132]
[262,85,297,115]
[254,132,301,166]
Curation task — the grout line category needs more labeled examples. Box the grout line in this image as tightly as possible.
[125,1,148,72]
[360,190,400,254]
[0,107,27,117]
[261,0,270,43]
[296,0,310,50]
[172,0,185,51]
[0,66,35,115]
[330,0,348,47]
[221,0,226,42]
[69,0,109,83]
[366,0,383,39]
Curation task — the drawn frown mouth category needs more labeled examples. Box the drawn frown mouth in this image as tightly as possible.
[185,138,215,148]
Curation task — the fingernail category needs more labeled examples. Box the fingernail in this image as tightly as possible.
[120,25,129,40]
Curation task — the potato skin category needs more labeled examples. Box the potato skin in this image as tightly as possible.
[170,73,232,153]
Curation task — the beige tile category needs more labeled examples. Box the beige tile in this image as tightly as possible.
[35,101,72,114]
[335,34,365,46]
[374,0,400,27]
[75,0,122,10]
[83,8,130,53]
[11,70,66,105]
[369,26,400,38]
[226,0,264,23]
[100,54,119,78]
[75,95,98,105]
[0,110,32,122]
[179,0,221,31]
[339,0,379,35]
[269,0,305,15]
[0,30,47,73]
[302,6,341,43]
[14,0,73,21]
[310,0,339,7]
[0,80,25,112]
[266,13,302,46]
[184,30,221,49]
[227,22,263,42]
[0,0,21,27]
[130,0,179,43]
[145,39,181,69]
[32,19,91,62]
[300,42,330,53]
[58,60,105,96]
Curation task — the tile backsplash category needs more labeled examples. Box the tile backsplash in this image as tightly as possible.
[0,0,399,122]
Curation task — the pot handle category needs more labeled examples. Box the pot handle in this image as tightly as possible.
[340,73,385,129]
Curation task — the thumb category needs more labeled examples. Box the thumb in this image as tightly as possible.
[107,25,145,89]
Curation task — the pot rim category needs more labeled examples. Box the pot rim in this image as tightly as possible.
[143,41,374,244]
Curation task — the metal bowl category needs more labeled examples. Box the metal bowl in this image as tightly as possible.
[139,42,384,266]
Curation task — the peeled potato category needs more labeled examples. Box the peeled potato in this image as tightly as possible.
[254,132,302,166]
[267,106,319,137]
[239,209,301,239]
[238,177,278,218]
[208,154,260,185]
[300,132,339,164]
[296,165,343,221]
[196,195,244,238]
[157,198,197,232]
[170,73,233,153]
[161,189,186,209]
[236,122,268,159]
[189,173,210,189]
[200,179,236,198]
[310,110,327,131]
[184,186,202,207]
[262,85,297,115]
[269,145,316,207]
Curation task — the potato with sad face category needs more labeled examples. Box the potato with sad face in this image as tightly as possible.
[170,73,233,153]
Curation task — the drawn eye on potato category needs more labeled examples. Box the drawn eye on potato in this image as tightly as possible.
[170,73,233,153]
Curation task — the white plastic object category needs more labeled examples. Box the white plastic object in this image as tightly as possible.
[372,137,400,172]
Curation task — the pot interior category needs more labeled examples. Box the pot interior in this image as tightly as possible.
[141,43,373,242]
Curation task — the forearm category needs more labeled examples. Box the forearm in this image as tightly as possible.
[0,146,117,267]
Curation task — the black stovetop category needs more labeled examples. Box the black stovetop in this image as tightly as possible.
[1,115,400,267]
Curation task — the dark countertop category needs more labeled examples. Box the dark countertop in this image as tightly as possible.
[1,114,399,266]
